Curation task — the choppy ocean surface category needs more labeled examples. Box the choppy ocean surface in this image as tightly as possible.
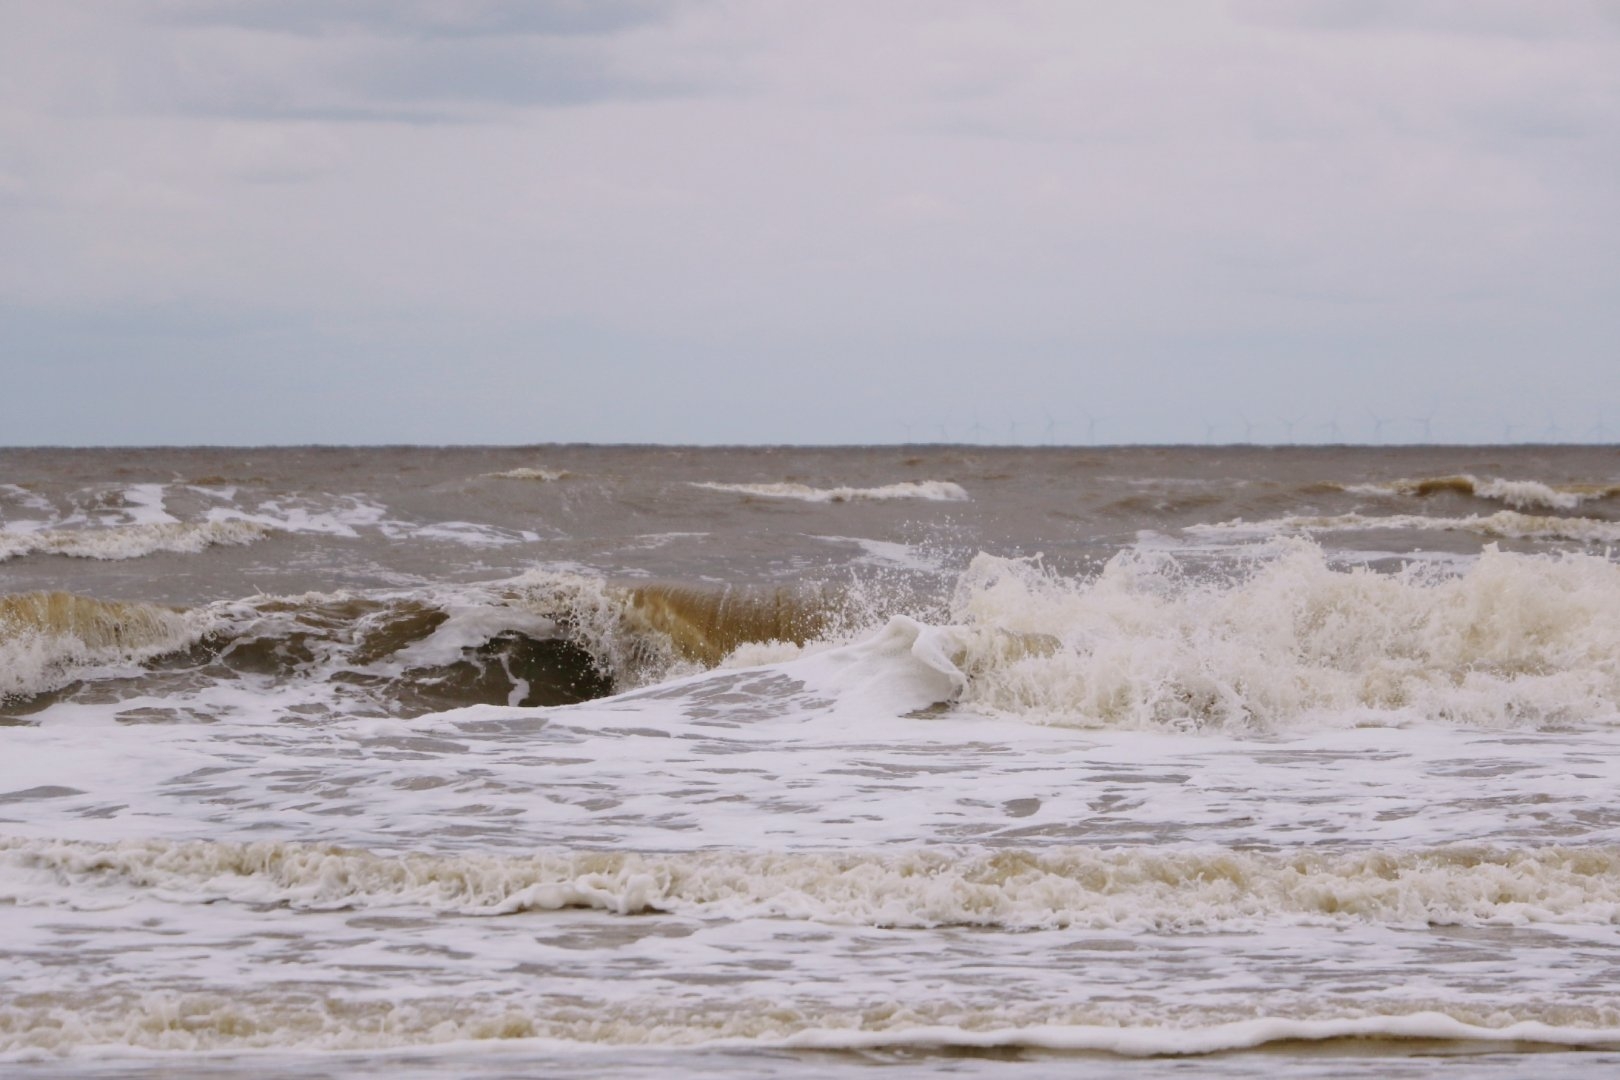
[6,444,1620,1078]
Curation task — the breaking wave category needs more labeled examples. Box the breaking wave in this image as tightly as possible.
[0,519,274,562]
[0,573,846,710]
[1339,475,1620,512]
[484,467,568,481]
[933,542,1620,729]
[12,539,1620,731]
[0,593,204,702]
[690,480,969,503]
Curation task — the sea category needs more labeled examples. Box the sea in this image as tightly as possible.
[5,443,1620,1078]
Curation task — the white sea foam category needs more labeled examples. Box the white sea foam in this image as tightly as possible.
[8,836,1620,930]
[485,467,568,481]
[120,483,178,525]
[933,541,1620,729]
[389,605,560,670]
[0,519,274,563]
[690,480,969,503]
[389,521,542,547]
[776,1013,1620,1056]
[0,483,54,516]
[204,497,389,538]
[814,534,948,573]
[6,985,1620,1059]
[1192,510,1620,544]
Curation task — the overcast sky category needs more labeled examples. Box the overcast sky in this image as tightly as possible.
[2,0,1617,446]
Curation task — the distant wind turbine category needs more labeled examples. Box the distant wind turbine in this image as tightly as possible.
[1319,411,1342,443]
[1367,409,1390,443]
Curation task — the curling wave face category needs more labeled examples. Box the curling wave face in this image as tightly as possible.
[0,573,848,713]
[0,593,202,702]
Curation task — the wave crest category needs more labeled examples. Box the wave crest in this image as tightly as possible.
[0,593,202,702]
[0,519,274,562]
[1342,475,1620,512]
[690,480,968,503]
[939,542,1620,729]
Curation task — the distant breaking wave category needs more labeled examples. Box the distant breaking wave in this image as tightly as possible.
[1338,475,1620,512]
[690,480,968,503]
[1192,510,1620,544]
[0,519,274,562]
[484,467,569,481]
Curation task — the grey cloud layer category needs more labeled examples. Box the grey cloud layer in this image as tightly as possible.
[1,1,1617,444]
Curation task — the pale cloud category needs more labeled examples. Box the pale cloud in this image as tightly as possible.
[153,0,677,40]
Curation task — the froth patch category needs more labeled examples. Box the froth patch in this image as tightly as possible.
[690,480,969,503]
[0,519,274,562]
[9,837,1620,931]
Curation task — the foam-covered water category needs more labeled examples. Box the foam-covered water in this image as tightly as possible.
[5,445,1620,1076]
